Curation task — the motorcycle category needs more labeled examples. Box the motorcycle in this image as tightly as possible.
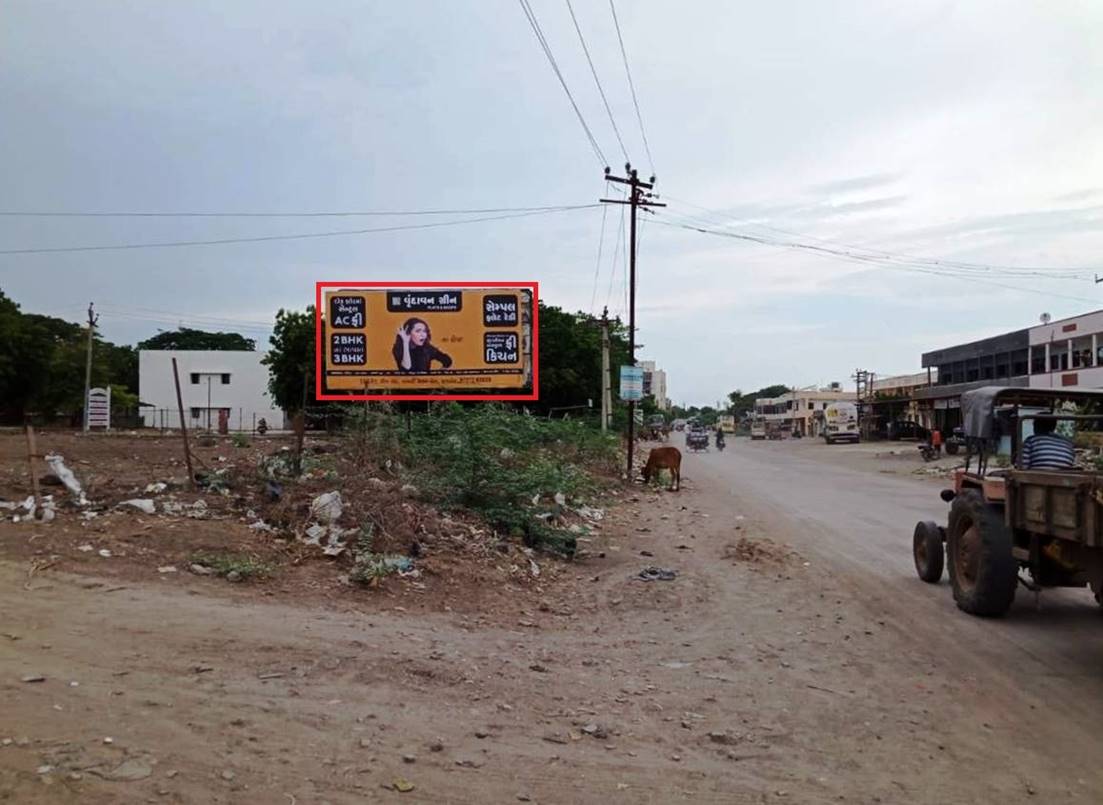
[256,417,269,436]
[716,433,726,451]
[918,443,939,462]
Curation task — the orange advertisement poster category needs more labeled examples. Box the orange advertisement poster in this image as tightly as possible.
[319,284,534,397]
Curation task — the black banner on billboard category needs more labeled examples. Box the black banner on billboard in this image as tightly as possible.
[386,290,463,313]
[330,333,366,365]
[330,296,365,329]
[484,332,519,364]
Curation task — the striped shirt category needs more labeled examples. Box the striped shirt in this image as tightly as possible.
[1020,434,1075,470]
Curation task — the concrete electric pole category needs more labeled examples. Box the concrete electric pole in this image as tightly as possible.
[601,163,664,479]
[82,302,98,433]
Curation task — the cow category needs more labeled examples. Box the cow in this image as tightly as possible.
[641,446,682,491]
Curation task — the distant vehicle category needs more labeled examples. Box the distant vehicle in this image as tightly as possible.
[685,425,709,452]
[672,418,688,431]
[718,414,736,433]
[823,402,860,444]
[944,426,965,455]
[750,419,767,440]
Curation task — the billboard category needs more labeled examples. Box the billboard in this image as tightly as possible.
[315,282,537,401]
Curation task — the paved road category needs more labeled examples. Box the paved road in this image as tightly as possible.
[686,438,1103,739]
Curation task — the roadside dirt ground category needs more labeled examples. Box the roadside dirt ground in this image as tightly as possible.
[2,433,1101,803]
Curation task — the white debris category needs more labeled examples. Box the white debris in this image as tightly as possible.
[98,549,112,558]
[529,559,541,577]
[144,482,168,494]
[157,565,178,573]
[303,524,327,545]
[0,501,18,511]
[77,544,94,552]
[302,523,348,556]
[44,454,82,495]
[164,499,208,519]
[554,492,567,506]
[400,484,418,498]
[574,505,604,522]
[119,499,156,515]
[248,520,275,533]
[310,491,343,524]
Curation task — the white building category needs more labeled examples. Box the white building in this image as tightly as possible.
[638,360,670,410]
[139,350,285,432]
[754,386,856,437]
[1028,310,1103,389]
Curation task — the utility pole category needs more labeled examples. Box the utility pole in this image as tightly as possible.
[601,163,665,479]
[600,306,611,432]
[82,302,98,433]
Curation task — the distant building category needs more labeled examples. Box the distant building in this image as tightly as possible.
[138,350,285,432]
[638,360,670,410]
[912,307,1103,432]
[754,386,856,438]
[868,370,937,432]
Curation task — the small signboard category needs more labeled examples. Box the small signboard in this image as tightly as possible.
[87,387,111,430]
[619,366,644,401]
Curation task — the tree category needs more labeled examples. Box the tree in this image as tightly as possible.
[535,304,630,415]
[138,327,255,351]
[0,291,141,422]
[262,307,316,412]
[726,385,792,419]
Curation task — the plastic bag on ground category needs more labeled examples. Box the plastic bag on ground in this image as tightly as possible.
[44,455,82,496]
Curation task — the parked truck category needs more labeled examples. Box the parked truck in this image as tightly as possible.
[823,401,860,444]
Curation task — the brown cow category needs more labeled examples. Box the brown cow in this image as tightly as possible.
[641,446,682,491]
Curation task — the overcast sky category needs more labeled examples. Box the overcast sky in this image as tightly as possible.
[2,0,1102,406]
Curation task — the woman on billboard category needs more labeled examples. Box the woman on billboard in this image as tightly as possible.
[393,318,453,372]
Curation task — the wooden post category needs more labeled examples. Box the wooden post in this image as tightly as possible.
[25,420,41,511]
[171,358,197,490]
[293,411,306,476]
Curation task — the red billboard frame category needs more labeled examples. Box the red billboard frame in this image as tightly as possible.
[314,281,539,402]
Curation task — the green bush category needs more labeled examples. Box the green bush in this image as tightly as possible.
[189,552,272,580]
[397,404,617,556]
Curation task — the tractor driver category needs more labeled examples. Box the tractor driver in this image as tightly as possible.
[1020,414,1075,471]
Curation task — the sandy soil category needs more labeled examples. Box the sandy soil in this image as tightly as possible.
[1,434,1101,803]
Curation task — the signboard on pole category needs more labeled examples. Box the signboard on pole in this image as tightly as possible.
[619,366,644,401]
[87,387,111,430]
[317,282,537,401]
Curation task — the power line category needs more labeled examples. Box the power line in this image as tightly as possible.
[661,194,1096,279]
[609,0,655,175]
[0,204,591,219]
[654,217,1102,305]
[0,205,600,255]
[590,199,610,315]
[606,202,626,313]
[96,303,274,329]
[565,0,628,162]
[518,0,608,167]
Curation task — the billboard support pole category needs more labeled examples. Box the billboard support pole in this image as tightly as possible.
[171,358,197,490]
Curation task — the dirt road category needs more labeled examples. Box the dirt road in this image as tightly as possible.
[3,438,1103,803]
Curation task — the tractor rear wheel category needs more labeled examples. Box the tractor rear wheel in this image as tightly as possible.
[913,521,944,583]
[947,490,1017,616]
